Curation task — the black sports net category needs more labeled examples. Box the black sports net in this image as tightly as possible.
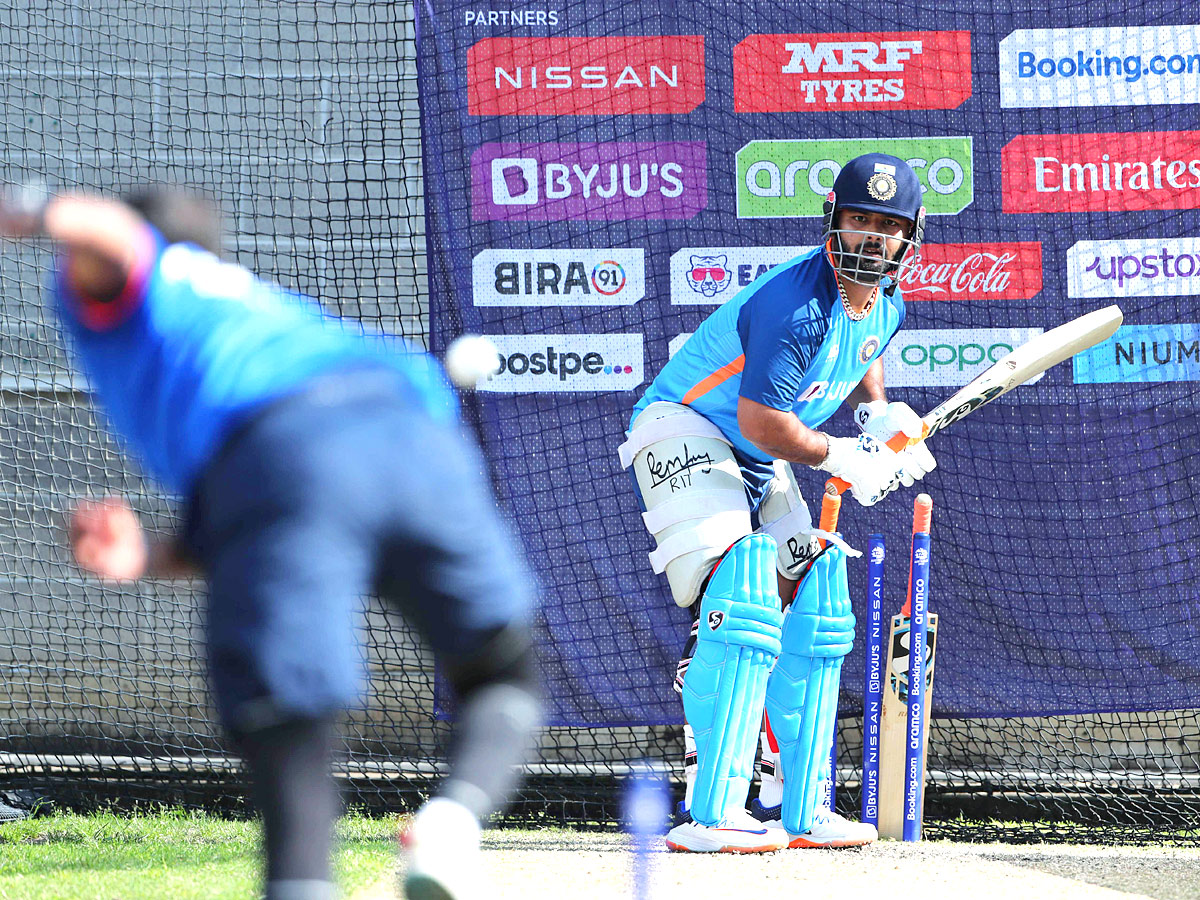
[0,0,1197,846]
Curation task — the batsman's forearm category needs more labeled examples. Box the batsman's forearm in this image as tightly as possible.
[748,417,829,466]
[145,538,202,580]
[846,359,886,410]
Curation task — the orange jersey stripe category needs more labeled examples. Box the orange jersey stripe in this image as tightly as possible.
[681,354,745,405]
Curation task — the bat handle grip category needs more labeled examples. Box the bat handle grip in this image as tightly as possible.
[823,428,927,498]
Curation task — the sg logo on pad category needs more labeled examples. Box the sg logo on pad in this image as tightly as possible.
[491,158,539,205]
[707,610,726,630]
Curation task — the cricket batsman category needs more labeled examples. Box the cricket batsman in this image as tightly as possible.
[618,154,937,852]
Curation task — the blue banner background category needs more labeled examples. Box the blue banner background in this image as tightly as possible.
[418,0,1200,724]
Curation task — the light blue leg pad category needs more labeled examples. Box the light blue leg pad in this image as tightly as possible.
[764,545,856,835]
[682,533,784,827]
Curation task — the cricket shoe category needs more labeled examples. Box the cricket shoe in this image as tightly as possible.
[749,798,877,849]
[665,806,789,853]
[400,797,484,900]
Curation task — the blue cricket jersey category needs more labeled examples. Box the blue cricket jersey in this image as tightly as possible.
[633,247,906,497]
[53,226,455,495]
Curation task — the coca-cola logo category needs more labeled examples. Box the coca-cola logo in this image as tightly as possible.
[899,242,1043,300]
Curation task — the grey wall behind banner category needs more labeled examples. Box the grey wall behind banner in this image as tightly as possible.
[418,2,1200,726]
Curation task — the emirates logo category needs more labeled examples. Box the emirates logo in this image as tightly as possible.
[866,172,898,201]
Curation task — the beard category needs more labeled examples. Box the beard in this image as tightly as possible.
[833,234,890,283]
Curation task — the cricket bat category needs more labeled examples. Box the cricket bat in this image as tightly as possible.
[877,494,936,840]
[826,304,1123,495]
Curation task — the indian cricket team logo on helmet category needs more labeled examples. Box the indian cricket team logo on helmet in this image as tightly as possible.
[866,169,898,202]
[707,610,725,631]
[858,336,880,364]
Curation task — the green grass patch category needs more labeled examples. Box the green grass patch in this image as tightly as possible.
[0,809,400,900]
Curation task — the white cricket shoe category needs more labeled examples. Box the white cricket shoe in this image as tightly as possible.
[750,798,877,849]
[401,797,485,900]
[665,806,789,853]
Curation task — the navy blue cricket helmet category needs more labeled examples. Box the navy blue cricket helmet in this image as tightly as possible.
[822,153,926,290]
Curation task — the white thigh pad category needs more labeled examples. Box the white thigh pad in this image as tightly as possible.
[620,402,751,607]
[758,460,821,579]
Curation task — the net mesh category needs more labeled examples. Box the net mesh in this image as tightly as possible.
[0,0,1196,844]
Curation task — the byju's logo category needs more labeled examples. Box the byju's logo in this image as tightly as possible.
[669,245,814,304]
[472,249,646,306]
[1000,26,1200,109]
[1074,324,1200,383]
[1067,238,1200,298]
[480,334,644,393]
[736,137,973,218]
[883,328,1043,387]
[734,30,971,112]
[473,142,707,221]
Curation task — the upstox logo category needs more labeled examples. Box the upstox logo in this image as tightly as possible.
[480,334,644,393]
[1067,238,1200,298]
[882,327,1042,387]
[736,137,973,218]
[472,249,646,306]
[1074,324,1200,383]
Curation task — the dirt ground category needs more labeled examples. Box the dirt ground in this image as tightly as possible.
[354,830,1200,900]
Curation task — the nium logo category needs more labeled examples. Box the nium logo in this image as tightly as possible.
[472,249,646,306]
[898,242,1043,300]
[999,26,1200,109]
[734,30,971,112]
[1074,324,1200,383]
[883,328,1043,387]
[472,142,707,221]
[1002,132,1200,213]
[736,137,973,218]
[468,36,705,116]
[478,334,644,393]
[669,246,814,305]
[1067,238,1200,298]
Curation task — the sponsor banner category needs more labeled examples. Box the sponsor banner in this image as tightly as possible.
[736,137,973,218]
[668,246,815,305]
[479,334,644,392]
[883,328,1043,387]
[1067,238,1200,298]
[472,249,646,306]
[464,10,560,27]
[472,142,707,221]
[1002,131,1200,213]
[734,30,971,112]
[1074,324,1200,383]
[668,333,692,358]
[1000,26,1200,109]
[899,242,1043,300]
[467,36,705,116]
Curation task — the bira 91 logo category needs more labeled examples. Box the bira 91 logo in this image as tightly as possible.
[668,245,814,304]
[472,249,646,306]
[1003,131,1200,213]
[467,36,705,116]
[898,243,1043,300]
[733,30,971,112]
[472,142,707,221]
[480,334,644,393]
[736,136,972,218]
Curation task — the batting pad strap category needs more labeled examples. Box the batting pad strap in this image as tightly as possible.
[641,489,749,534]
[618,409,730,468]
[647,511,750,575]
[682,533,782,827]
[760,503,813,546]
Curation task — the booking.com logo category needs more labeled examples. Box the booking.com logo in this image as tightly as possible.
[1016,50,1200,83]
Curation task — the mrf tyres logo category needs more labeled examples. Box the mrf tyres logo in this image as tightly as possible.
[467,36,705,116]
[1067,238,1200,298]
[733,30,971,112]
[736,136,972,218]
[668,245,815,304]
[882,327,1043,388]
[472,249,645,306]
[898,242,1043,301]
[472,142,707,221]
[480,334,644,393]
[1000,26,1200,109]
[1074,324,1200,384]
[1002,131,1200,213]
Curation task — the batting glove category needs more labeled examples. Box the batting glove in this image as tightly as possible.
[854,400,936,487]
[815,433,903,507]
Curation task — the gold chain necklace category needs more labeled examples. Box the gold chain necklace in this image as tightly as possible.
[837,277,878,322]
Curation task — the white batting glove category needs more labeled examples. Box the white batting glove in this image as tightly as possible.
[854,400,936,487]
[815,434,903,507]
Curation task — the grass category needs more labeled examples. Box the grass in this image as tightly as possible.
[0,809,401,900]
